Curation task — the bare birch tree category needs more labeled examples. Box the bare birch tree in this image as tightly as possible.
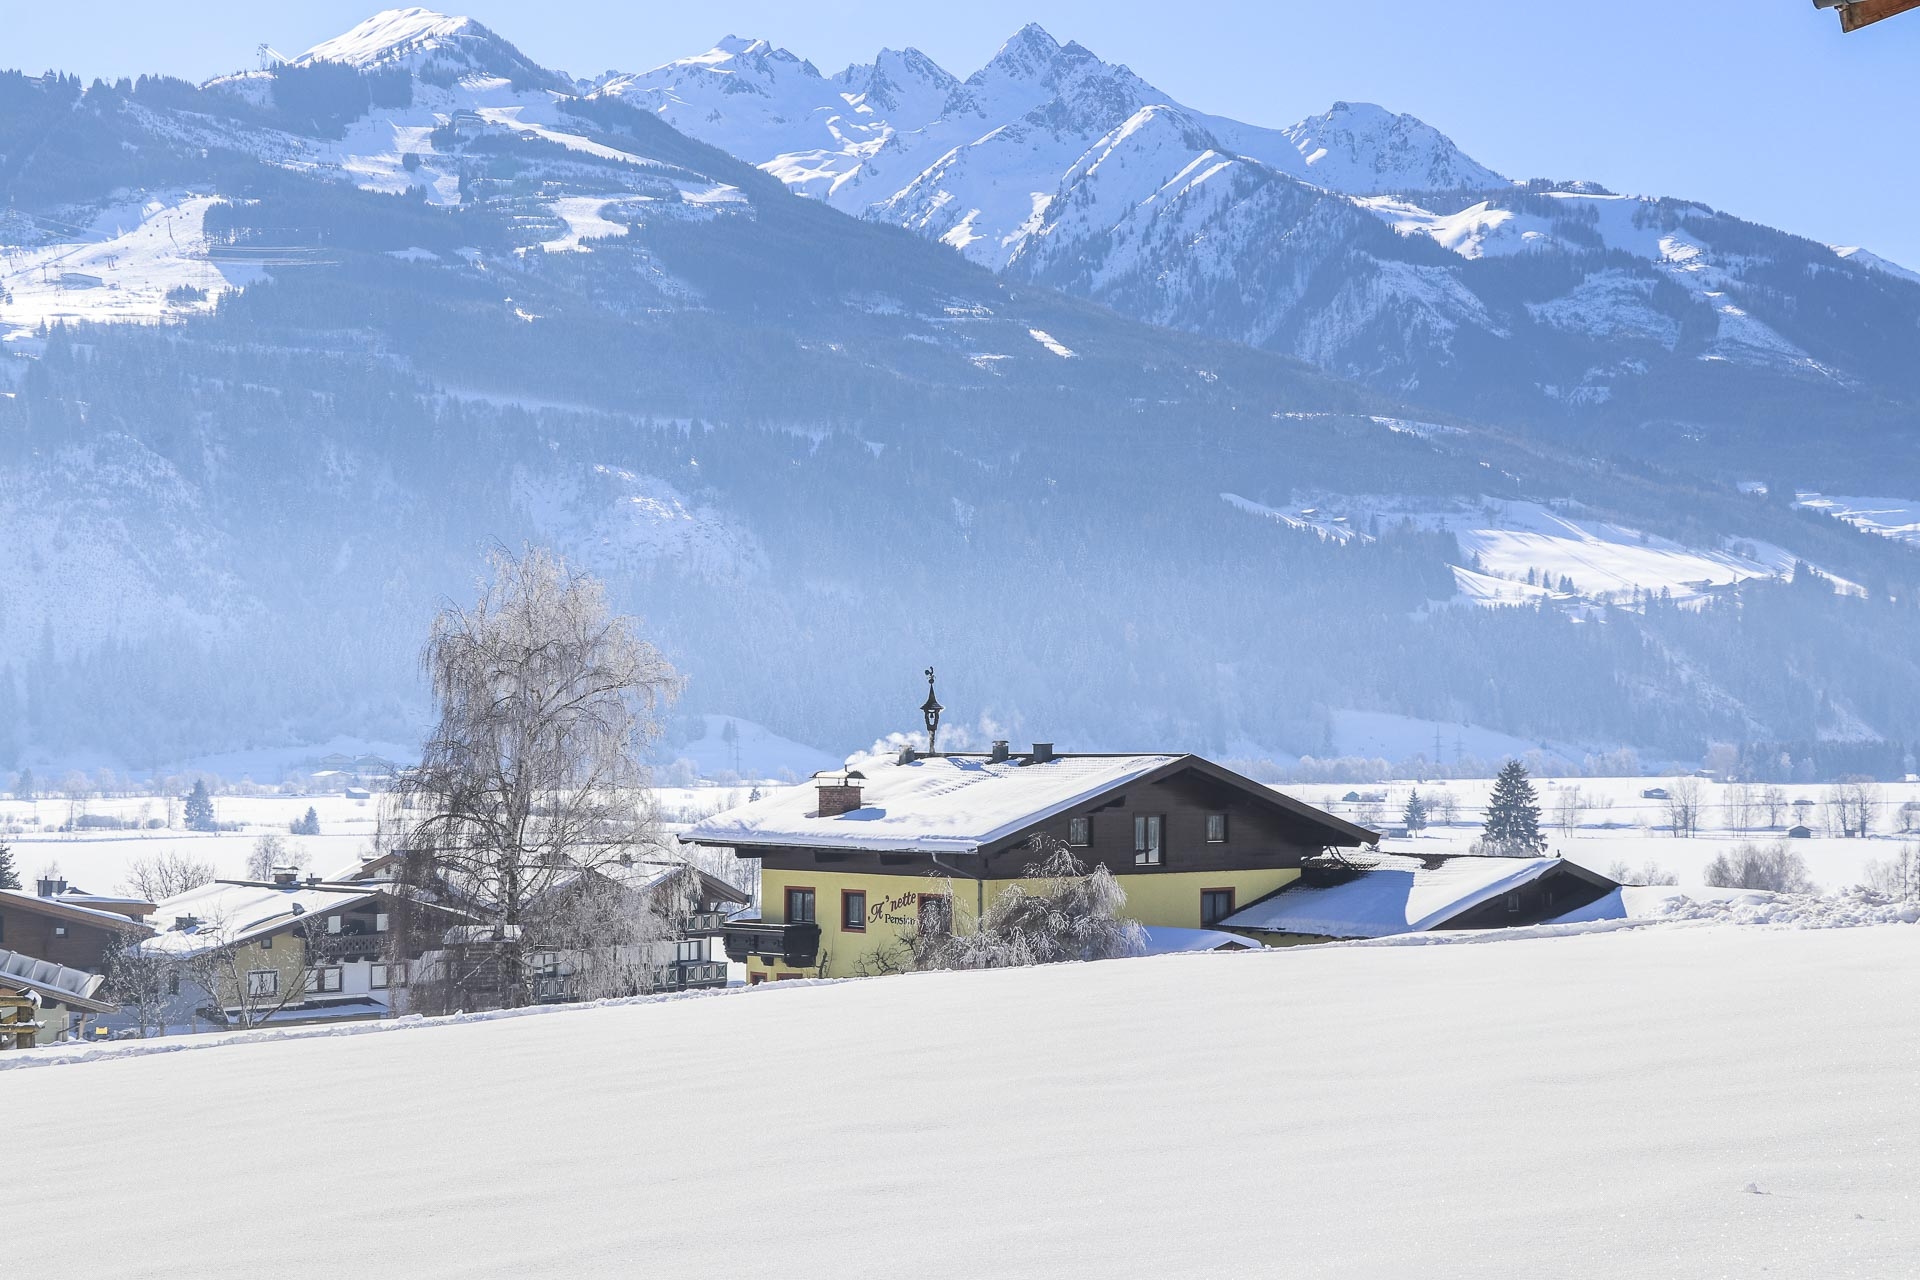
[1665,778,1703,838]
[120,852,218,902]
[394,548,680,1009]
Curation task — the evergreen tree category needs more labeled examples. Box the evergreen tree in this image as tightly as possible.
[1481,760,1546,857]
[290,806,320,836]
[185,779,216,832]
[0,842,18,891]
[12,768,32,800]
[1402,789,1428,834]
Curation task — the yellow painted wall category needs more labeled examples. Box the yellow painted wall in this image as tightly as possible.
[754,865,1301,980]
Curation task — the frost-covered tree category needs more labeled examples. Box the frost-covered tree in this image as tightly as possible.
[1665,778,1703,838]
[902,840,1145,971]
[121,852,216,902]
[1704,842,1816,894]
[1480,760,1546,857]
[246,835,310,881]
[290,806,321,836]
[1553,785,1587,831]
[394,547,680,1009]
[0,842,18,891]
[184,779,216,832]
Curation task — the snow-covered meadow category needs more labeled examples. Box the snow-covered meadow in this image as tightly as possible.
[6,921,1917,1277]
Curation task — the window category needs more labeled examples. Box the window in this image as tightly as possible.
[842,889,868,932]
[919,894,952,935]
[1201,889,1236,926]
[675,938,706,963]
[785,887,816,924]
[1206,813,1229,843]
[1068,816,1092,847]
[167,974,180,996]
[306,966,343,994]
[260,935,273,950]
[1134,814,1164,866]
[326,915,342,935]
[53,925,68,938]
[245,970,279,999]
[375,912,390,933]
[1506,892,1522,914]
[370,964,390,990]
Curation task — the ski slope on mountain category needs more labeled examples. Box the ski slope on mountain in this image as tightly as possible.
[8,925,1918,1278]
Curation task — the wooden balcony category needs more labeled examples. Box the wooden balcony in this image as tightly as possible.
[721,920,820,967]
[681,911,728,937]
[313,932,389,960]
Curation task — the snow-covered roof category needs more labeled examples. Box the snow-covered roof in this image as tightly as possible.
[0,889,155,935]
[680,753,1184,854]
[140,881,382,958]
[1221,855,1568,939]
[1139,926,1260,956]
[0,946,115,1013]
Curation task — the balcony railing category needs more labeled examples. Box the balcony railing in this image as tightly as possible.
[681,911,728,937]
[721,920,820,967]
[313,932,389,960]
[656,960,728,990]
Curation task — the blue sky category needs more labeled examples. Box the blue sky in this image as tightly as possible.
[10,1,1920,264]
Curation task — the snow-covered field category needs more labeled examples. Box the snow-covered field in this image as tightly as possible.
[6,923,1917,1277]
[1292,774,1920,891]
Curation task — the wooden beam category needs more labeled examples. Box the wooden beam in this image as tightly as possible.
[1839,0,1920,31]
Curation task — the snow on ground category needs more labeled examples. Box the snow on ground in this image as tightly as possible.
[0,195,262,339]
[1294,774,1920,892]
[1226,493,1845,606]
[0,795,385,895]
[1027,327,1076,358]
[657,714,839,783]
[1797,493,1920,549]
[6,924,1918,1277]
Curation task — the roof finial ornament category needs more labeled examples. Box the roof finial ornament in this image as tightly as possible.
[921,667,944,756]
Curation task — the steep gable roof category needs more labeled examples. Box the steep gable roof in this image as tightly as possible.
[679,752,1374,854]
[1221,855,1610,939]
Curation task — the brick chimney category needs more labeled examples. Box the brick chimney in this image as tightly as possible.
[816,769,867,818]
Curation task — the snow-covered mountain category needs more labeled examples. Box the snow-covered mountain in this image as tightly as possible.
[605,23,1920,412]
[3,9,1919,771]
[605,24,1506,272]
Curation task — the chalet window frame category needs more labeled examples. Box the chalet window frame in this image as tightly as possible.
[53,925,67,938]
[785,886,817,925]
[1068,816,1092,847]
[1134,814,1164,867]
[245,969,279,999]
[1206,813,1229,844]
[306,965,343,995]
[919,893,953,936]
[675,938,706,963]
[842,889,868,933]
[370,964,390,990]
[1506,892,1522,914]
[1200,888,1236,927]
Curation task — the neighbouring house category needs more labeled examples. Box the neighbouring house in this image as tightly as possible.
[0,883,155,972]
[340,849,748,1013]
[1216,853,1619,945]
[0,882,155,1042]
[1641,787,1670,801]
[0,950,122,1047]
[132,868,475,1032]
[679,738,1377,981]
[1787,824,1814,839]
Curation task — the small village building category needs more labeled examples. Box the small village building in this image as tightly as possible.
[680,741,1376,981]
[0,884,155,973]
[135,868,474,1031]
[0,950,122,1047]
[1786,824,1814,839]
[1217,854,1618,944]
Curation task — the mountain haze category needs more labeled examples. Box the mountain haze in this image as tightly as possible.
[0,9,1916,778]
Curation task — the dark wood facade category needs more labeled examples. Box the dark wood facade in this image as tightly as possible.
[0,893,151,973]
[1435,862,1616,931]
[745,757,1374,880]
